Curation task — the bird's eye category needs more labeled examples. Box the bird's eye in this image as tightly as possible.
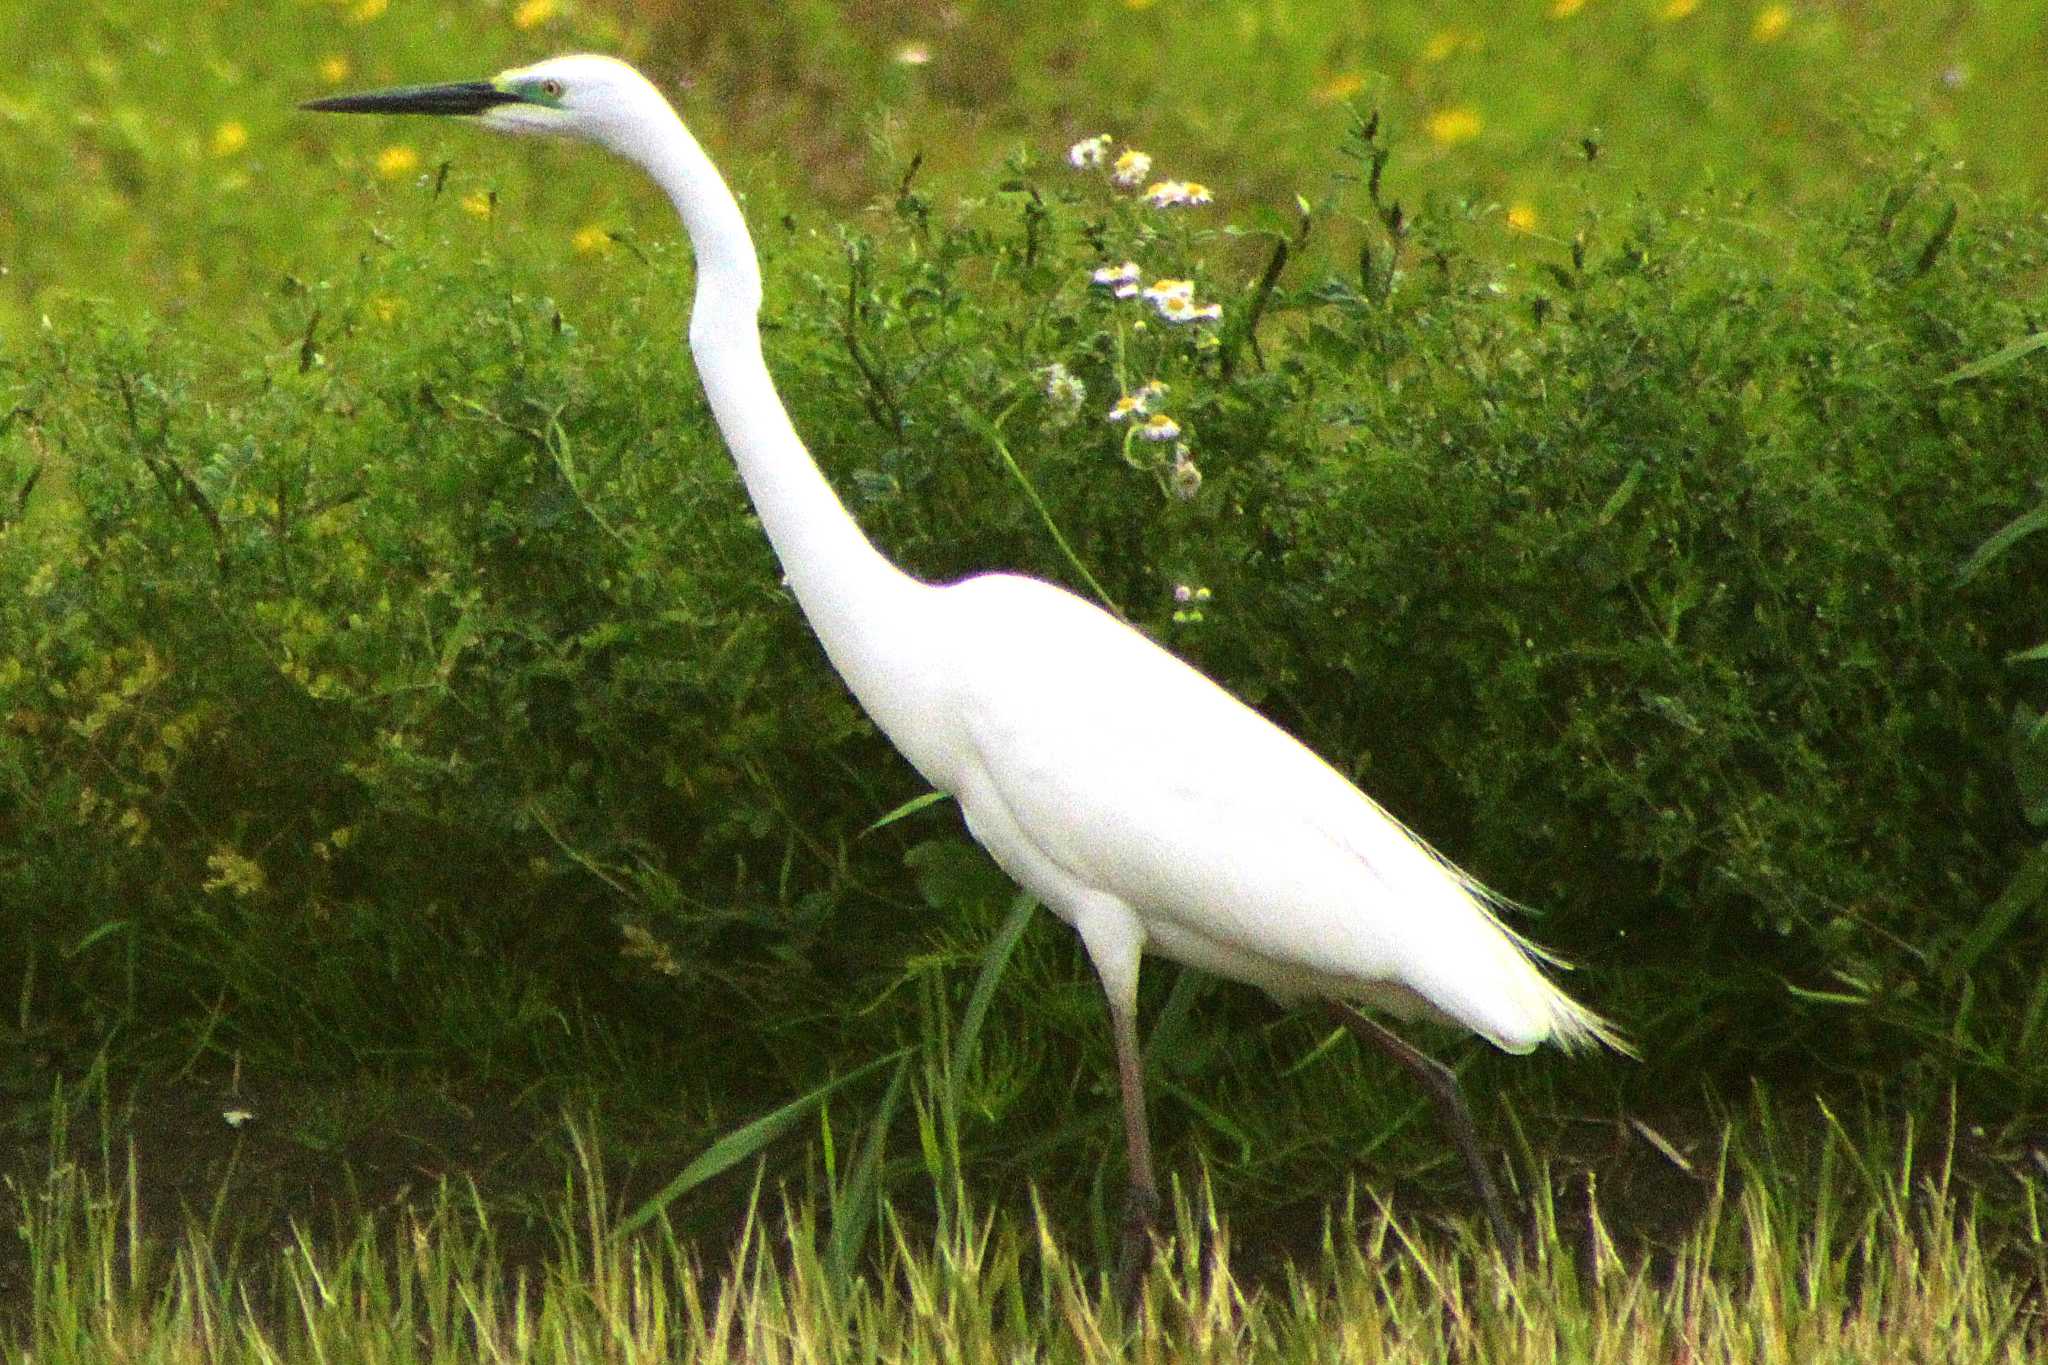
[541,79,563,98]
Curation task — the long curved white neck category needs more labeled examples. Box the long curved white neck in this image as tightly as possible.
[613,99,925,676]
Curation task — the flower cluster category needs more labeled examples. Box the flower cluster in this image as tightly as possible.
[1067,134,1215,213]
[1090,268,1223,326]
[1141,180,1213,208]
[1139,277,1222,324]
[1104,380,1183,443]
[1057,133,1221,500]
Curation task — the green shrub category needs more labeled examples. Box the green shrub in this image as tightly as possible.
[4,129,2046,1205]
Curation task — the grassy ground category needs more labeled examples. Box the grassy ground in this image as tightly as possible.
[8,1096,2044,1361]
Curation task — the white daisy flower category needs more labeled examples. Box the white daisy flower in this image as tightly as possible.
[1141,278,1195,306]
[1135,379,1170,402]
[1138,412,1182,441]
[1110,149,1152,188]
[1068,134,1112,169]
[1091,261,1142,288]
[1107,393,1150,422]
[1142,179,1214,208]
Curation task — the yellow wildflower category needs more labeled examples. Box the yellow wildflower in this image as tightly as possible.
[210,120,248,157]
[1661,0,1700,20]
[512,0,557,29]
[349,0,388,22]
[203,848,266,898]
[374,144,419,179]
[1752,4,1790,40]
[461,190,494,218]
[1315,72,1366,103]
[572,223,611,253]
[1551,0,1586,15]
[1507,203,1539,232]
[1426,107,1483,147]
[1422,30,1469,63]
[318,54,352,85]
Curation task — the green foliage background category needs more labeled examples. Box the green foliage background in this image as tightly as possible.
[5,0,2048,1246]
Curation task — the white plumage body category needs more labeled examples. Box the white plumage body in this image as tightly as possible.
[840,569,1611,1056]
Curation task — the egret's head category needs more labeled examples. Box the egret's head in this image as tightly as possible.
[302,54,672,155]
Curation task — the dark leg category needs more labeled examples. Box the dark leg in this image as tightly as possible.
[1326,1001,1520,1259]
[1109,1000,1161,1302]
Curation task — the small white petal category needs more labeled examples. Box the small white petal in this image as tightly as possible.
[1141,278,1195,304]
[1067,135,1113,168]
[1091,260,1143,287]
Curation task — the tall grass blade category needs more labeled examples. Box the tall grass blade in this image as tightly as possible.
[861,789,952,836]
[947,891,1038,1118]
[1956,499,2048,583]
[827,1052,911,1288]
[1939,330,2048,385]
[616,1047,911,1240]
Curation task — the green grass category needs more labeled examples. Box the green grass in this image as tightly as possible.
[8,1099,2044,1362]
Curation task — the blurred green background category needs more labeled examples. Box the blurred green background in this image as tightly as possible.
[7,0,2045,336]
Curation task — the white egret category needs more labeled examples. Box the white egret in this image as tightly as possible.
[304,55,1625,1278]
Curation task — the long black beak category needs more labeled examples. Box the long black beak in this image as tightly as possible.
[300,81,524,116]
